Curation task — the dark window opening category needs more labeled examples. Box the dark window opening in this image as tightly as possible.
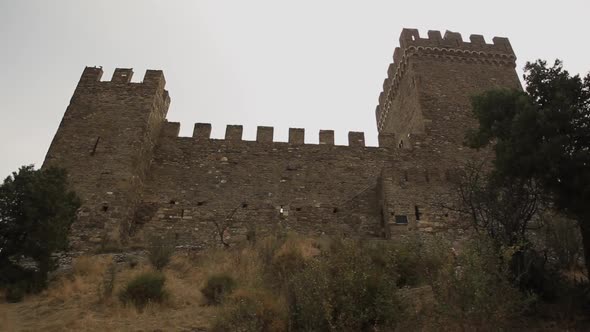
[395,215,408,224]
[180,209,185,218]
[333,208,338,213]
[101,205,109,212]
[197,201,206,206]
[444,213,449,217]
[415,205,422,221]
[398,140,404,149]
[91,136,101,156]
[169,200,176,205]
[295,207,302,211]
[242,203,248,208]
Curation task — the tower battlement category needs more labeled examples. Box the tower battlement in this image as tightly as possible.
[78,66,167,89]
[398,28,515,54]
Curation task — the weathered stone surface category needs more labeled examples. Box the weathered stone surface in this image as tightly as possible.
[42,28,521,251]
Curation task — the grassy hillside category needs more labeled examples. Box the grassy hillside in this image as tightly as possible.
[1,234,588,331]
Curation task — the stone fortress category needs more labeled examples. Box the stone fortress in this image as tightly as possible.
[43,28,522,251]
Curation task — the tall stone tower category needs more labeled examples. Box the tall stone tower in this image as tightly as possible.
[373,29,522,236]
[43,67,170,249]
[376,29,521,166]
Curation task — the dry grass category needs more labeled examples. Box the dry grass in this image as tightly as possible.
[0,254,215,331]
[0,236,318,331]
[3,234,570,331]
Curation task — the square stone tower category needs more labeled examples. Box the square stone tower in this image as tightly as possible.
[376,29,521,166]
[43,67,170,249]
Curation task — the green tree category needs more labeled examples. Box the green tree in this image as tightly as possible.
[453,161,541,248]
[0,165,80,292]
[467,60,590,276]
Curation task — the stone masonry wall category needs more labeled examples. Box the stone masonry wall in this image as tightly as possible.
[129,123,468,249]
[132,124,393,248]
[42,28,522,251]
[43,67,170,249]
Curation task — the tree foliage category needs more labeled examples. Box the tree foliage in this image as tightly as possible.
[0,165,80,292]
[453,162,542,248]
[467,59,590,275]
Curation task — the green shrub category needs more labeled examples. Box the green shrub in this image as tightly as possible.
[0,264,45,296]
[382,235,447,288]
[201,273,236,305]
[147,235,175,271]
[212,289,288,332]
[256,235,286,270]
[288,239,406,331]
[268,248,306,287]
[119,272,166,309]
[287,259,332,331]
[432,237,534,329]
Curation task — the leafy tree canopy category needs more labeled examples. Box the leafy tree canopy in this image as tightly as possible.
[467,59,590,274]
[0,165,80,291]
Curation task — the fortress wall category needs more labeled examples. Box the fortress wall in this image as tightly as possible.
[42,27,523,251]
[131,123,466,248]
[133,125,394,248]
[379,164,464,237]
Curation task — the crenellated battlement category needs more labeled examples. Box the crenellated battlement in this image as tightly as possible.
[376,28,518,133]
[398,28,515,55]
[78,66,167,89]
[161,122,369,148]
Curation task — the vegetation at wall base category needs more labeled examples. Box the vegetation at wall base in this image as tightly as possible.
[1,232,589,330]
[0,165,80,300]
[201,273,236,305]
[118,271,167,310]
[147,235,175,271]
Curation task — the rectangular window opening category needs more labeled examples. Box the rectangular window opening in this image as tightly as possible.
[415,205,422,221]
[395,215,408,224]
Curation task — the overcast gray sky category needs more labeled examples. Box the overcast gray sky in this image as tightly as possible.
[1,0,588,178]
